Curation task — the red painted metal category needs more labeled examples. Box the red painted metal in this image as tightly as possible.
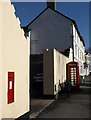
[66,62,80,89]
[8,72,14,104]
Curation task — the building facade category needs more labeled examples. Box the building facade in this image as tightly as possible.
[85,53,91,75]
[0,0,30,119]
[43,49,71,98]
[23,3,85,77]
[72,24,85,77]
[89,54,91,74]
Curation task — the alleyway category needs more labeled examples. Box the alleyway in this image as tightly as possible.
[37,76,91,118]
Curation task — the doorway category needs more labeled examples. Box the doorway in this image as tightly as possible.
[30,54,43,99]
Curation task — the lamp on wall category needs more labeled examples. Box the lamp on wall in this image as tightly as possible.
[46,49,49,51]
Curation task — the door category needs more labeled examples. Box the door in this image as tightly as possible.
[66,62,80,88]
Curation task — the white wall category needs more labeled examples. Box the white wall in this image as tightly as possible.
[89,55,91,72]
[43,49,71,96]
[1,1,30,119]
[0,3,2,119]
[73,24,85,76]
[84,53,90,76]
[53,49,71,95]
[29,8,72,54]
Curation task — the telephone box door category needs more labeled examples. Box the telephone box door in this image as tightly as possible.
[66,62,80,88]
[8,72,14,104]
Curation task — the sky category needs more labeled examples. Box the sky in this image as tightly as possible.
[13,2,89,50]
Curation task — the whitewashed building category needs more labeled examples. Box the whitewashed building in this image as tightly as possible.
[23,2,85,77]
[0,0,30,119]
[43,49,72,98]
[85,53,91,75]
[89,54,91,74]
[72,24,85,77]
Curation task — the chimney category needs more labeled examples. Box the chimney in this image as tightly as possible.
[47,0,56,10]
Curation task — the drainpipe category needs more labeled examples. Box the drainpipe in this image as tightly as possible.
[71,24,74,61]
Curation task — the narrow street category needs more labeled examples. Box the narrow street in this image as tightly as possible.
[37,76,91,118]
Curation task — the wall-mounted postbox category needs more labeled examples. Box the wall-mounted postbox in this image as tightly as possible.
[8,72,14,104]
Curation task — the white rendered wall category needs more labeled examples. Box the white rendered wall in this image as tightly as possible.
[2,1,30,119]
[73,24,85,76]
[88,54,91,73]
[43,49,71,96]
[53,49,71,95]
[0,2,2,119]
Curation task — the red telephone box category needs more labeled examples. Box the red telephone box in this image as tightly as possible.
[8,72,14,104]
[66,62,80,90]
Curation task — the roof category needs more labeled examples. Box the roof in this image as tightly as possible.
[22,7,85,46]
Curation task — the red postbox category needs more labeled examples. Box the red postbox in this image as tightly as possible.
[8,72,14,104]
[66,62,80,90]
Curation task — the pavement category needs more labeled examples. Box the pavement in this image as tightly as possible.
[17,75,91,119]
[37,76,91,118]
[29,99,54,118]
[16,98,54,120]
[29,82,54,119]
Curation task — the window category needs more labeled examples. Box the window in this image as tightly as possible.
[75,30,76,39]
[78,50,80,58]
[78,48,79,58]
[80,50,81,59]
[75,44,77,56]
[80,65,82,74]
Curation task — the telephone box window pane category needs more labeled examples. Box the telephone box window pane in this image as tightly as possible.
[72,81,74,85]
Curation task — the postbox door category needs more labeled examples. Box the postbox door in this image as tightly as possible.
[8,72,14,104]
